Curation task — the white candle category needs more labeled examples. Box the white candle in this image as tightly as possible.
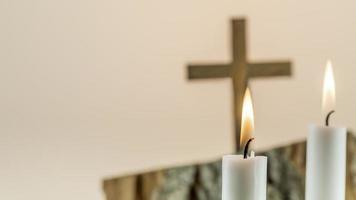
[305,61,346,200]
[222,89,268,200]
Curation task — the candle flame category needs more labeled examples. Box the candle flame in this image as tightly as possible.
[240,88,254,148]
[322,60,336,118]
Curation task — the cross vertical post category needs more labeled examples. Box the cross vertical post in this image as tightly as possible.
[231,19,248,150]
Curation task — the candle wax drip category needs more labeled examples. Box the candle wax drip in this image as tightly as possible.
[325,110,335,126]
[243,138,255,159]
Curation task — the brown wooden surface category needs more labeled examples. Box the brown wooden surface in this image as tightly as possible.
[187,18,292,150]
[103,176,137,200]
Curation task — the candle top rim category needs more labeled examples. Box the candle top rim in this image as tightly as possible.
[223,154,267,160]
[309,123,347,130]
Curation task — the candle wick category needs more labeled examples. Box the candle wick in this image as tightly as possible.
[325,110,335,126]
[243,138,255,159]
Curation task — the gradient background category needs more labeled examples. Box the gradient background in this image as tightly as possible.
[1,0,356,199]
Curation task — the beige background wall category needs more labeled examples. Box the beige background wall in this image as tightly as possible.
[1,0,356,199]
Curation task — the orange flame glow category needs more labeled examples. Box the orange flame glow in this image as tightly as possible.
[240,88,254,148]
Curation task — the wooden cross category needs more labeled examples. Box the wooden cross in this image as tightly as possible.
[187,18,292,151]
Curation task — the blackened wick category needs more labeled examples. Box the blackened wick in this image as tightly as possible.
[243,138,255,159]
[325,110,335,126]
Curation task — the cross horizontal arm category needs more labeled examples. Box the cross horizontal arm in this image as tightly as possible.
[187,64,231,79]
[248,61,292,78]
